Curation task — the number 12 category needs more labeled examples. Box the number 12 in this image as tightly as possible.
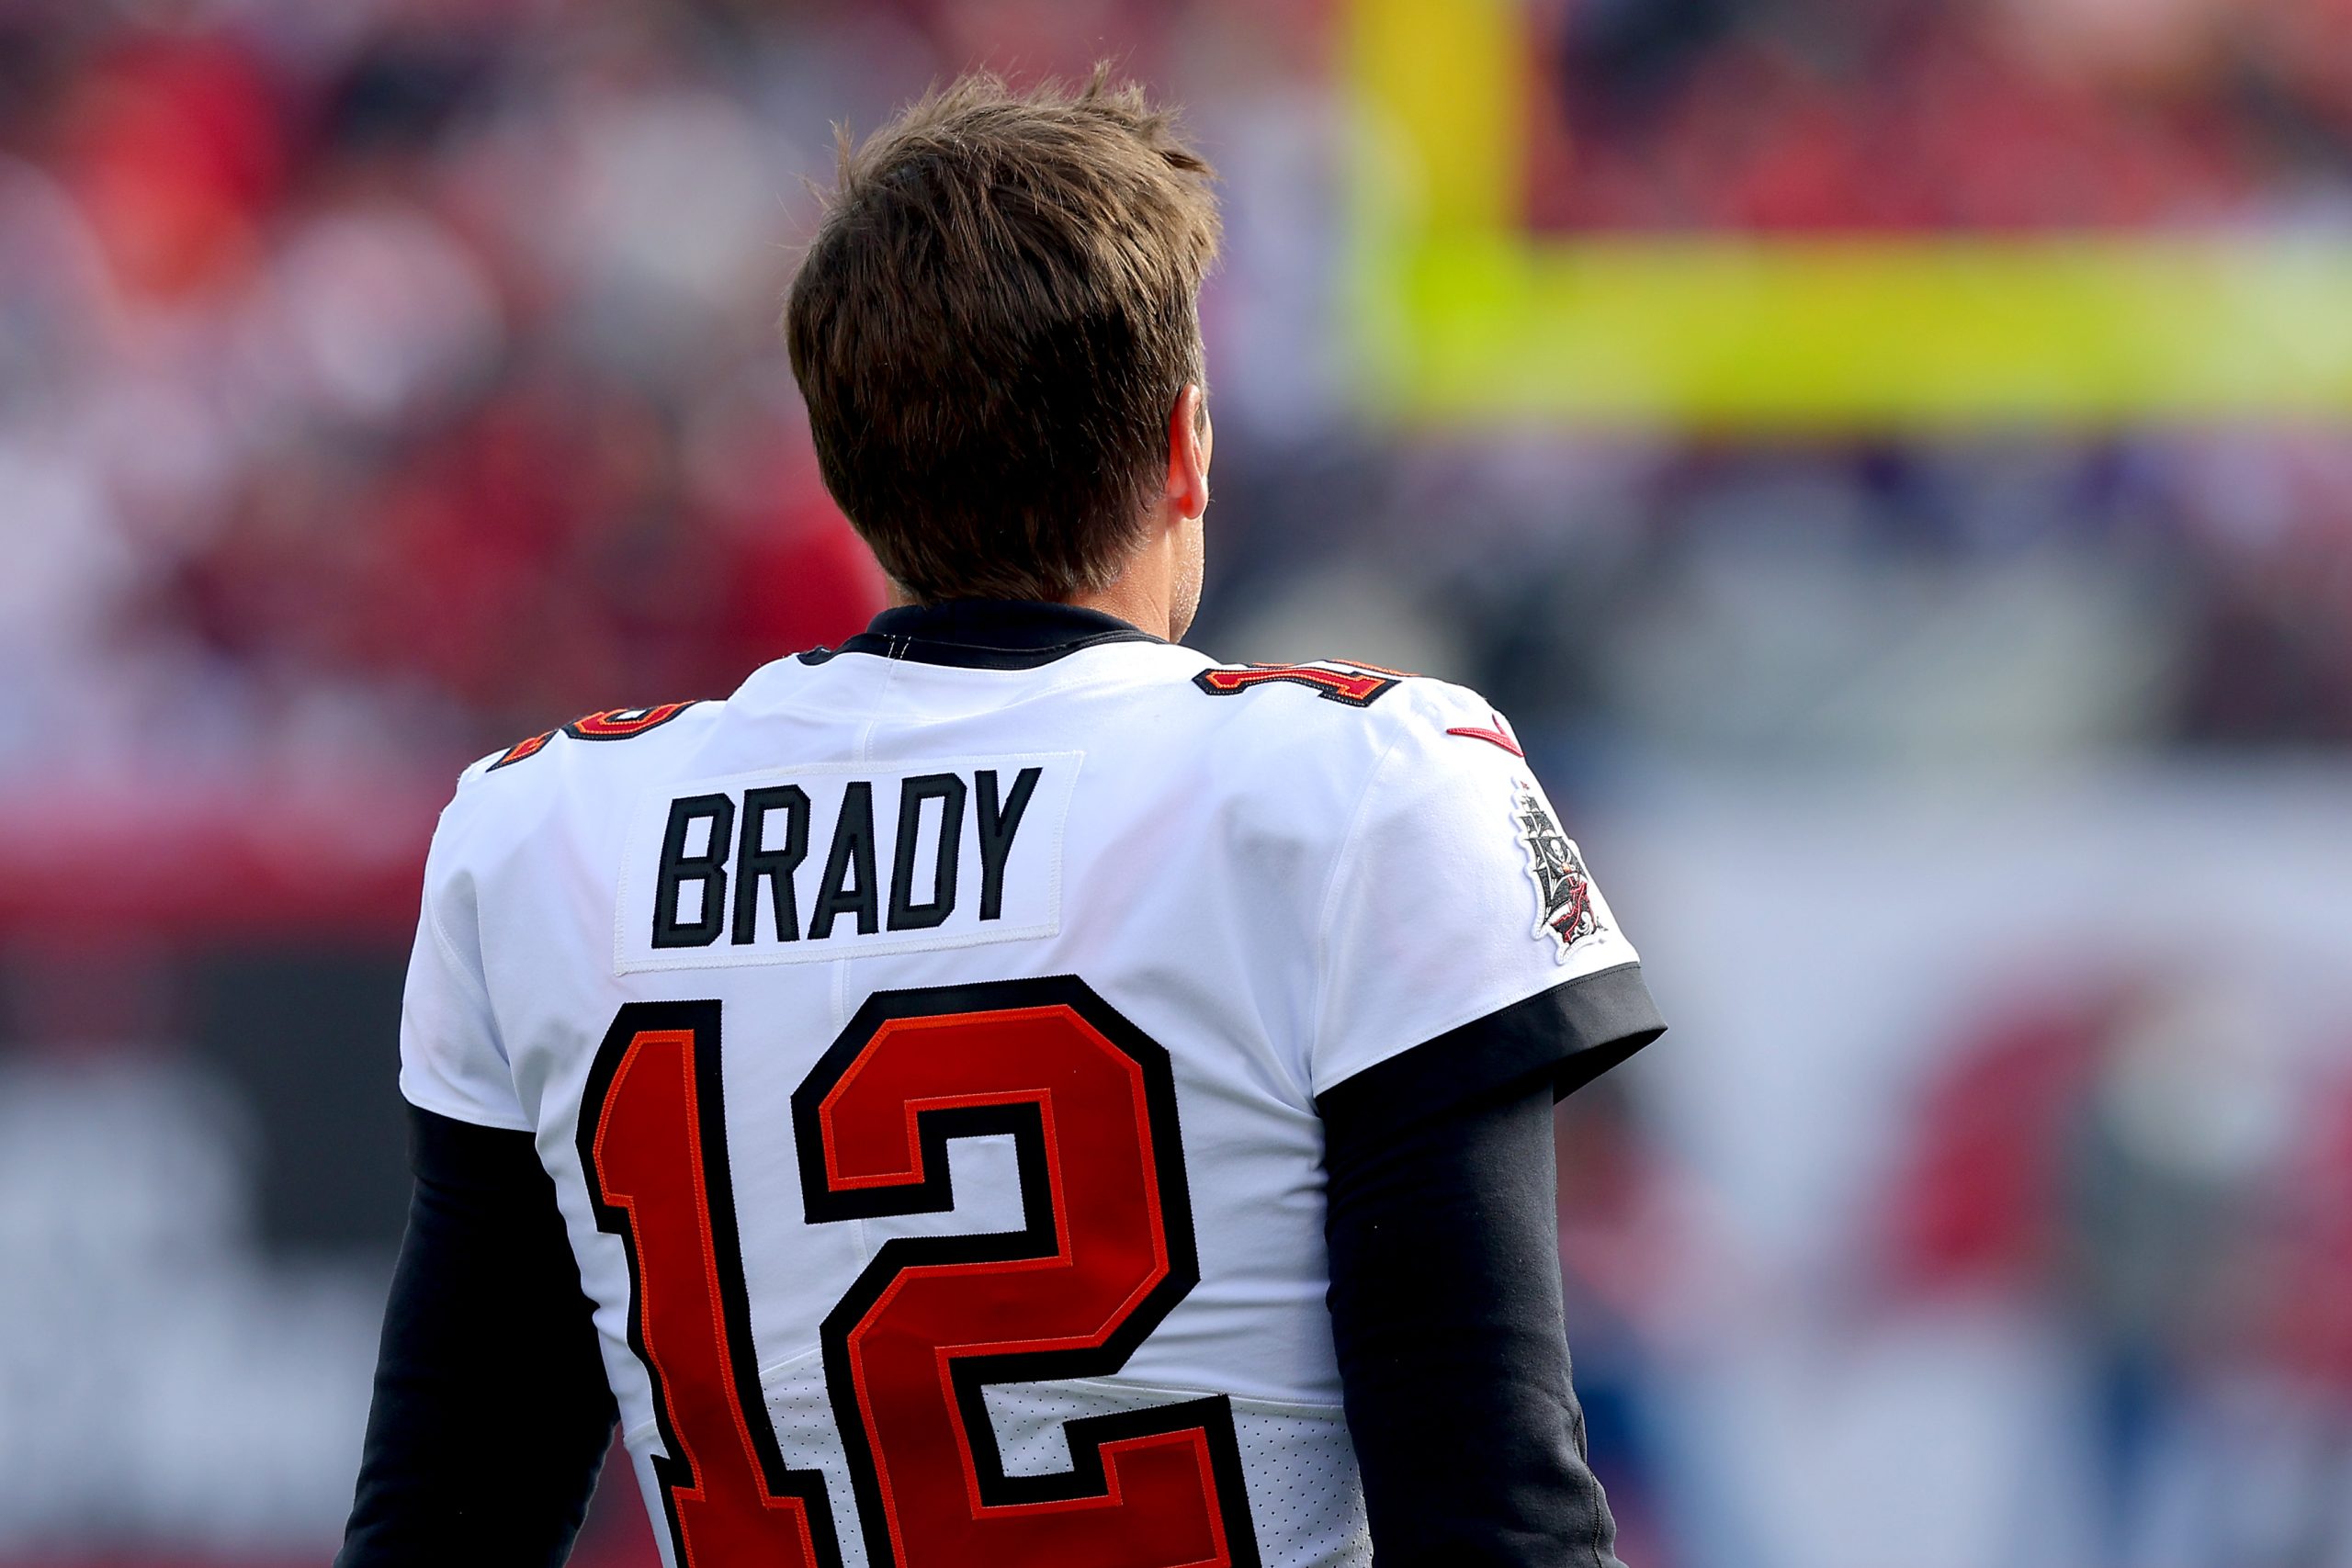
[578,978,1262,1568]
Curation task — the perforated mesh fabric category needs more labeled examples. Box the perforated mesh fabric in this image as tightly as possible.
[981,1379,1370,1567]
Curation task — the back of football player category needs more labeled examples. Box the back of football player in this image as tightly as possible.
[338,71,1665,1568]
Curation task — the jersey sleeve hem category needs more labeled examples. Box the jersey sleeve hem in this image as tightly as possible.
[398,1069,535,1134]
[1312,962,1664,1145]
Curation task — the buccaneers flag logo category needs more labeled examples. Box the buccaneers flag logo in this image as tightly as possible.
[1513,782,1601,958]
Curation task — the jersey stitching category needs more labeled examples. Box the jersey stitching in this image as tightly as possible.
[721,1348,1348,1430]
[841,648,902,1280]
[978,1373,1347,1417]
[753,1339,826,1384]
[850,638,903,766]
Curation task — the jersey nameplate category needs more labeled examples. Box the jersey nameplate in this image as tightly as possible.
[614,753,1080,974]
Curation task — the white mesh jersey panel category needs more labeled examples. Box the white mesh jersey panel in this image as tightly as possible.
[979,1380,1370,1568]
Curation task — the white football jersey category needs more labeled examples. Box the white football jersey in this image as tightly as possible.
[399,604,1649,1568]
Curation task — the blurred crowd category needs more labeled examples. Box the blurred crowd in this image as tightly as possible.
[4,0,2352,806]
[6,2,2352,1565]
[1532,0,2352,231]
[0,0,1334,794]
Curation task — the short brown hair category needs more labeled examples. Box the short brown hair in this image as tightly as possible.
[785,70,1220,604]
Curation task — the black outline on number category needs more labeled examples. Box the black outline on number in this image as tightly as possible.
[578,999,846,1568]
[790,976,1262,1568]
[1190,664,1399,706]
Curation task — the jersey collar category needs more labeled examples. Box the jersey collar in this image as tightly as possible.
[802,599,1165,671]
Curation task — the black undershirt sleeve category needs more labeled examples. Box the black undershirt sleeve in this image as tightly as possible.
[1319,964,1664,1567]
[336,1105,617,1568]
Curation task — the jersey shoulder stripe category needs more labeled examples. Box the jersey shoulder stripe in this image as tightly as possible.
[1182,658,1515,762]
[481,700,713,774]
[1192,661,1404,707]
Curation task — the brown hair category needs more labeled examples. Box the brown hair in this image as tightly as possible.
[784,69,1220,604]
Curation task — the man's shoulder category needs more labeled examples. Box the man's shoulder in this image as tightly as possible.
[1178,654,1523,770]
[431,697,731,870]
[458,699,722,787]
[1164,654,1535,861]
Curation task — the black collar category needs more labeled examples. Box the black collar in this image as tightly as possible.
[800,600,1164,670]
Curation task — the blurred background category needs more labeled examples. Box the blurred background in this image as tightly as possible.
[5,0,2352,1563]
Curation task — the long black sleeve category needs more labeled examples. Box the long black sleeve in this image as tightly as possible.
[1320,966,1663,1567]
[337,1106,618,1568]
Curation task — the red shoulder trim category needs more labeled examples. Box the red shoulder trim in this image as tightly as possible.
[1444,717,1524,758]
[486,701,705,771]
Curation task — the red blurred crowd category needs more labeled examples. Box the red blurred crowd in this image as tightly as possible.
[6,0,2352,813]
[0,0,1359,946]
[2,2,913,771]
[1532,0,2352,231]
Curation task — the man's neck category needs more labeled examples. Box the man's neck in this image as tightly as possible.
[886,574,1178,642]
[1067,579,1173,640]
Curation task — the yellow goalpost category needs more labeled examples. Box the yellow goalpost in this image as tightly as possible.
[1345,0,2352,428]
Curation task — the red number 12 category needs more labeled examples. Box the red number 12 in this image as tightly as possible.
[579,980,1261,1568]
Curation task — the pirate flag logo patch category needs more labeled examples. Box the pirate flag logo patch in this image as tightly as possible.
[1513,780,1602,959]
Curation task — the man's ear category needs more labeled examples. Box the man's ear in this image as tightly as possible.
[1164,383,1210,525]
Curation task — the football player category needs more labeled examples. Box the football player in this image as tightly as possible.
[338,70,1665,1568]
